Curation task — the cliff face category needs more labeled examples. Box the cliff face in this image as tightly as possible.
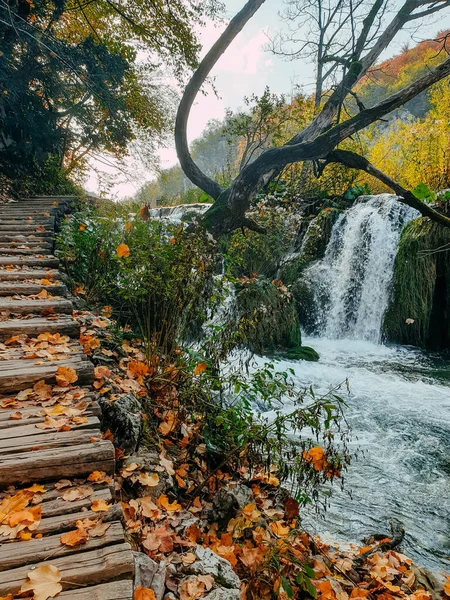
[384,217,450,349]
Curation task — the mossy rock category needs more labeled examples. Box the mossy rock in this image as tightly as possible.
[234,278,301,353]
[271,345,320,361]
[300,208,341,263]
[384,217,450,349]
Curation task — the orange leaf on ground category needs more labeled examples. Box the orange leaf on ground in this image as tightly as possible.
[91,499,111,512]
[55,365,78,386]
[158,494,182,512]
[134,586,156,600]
[116,243,130,258]
[87,470,109,483]
[60,527,89,546]
[79,224,86,231]
[20,565,62,600]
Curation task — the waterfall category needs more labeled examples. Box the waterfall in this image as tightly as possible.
[307,194,418,342]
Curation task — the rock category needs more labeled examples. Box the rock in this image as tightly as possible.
[99,393,142,453]
[204,589,241,600]
[206,485,254,528]
[189,546,241,589]
[133,551,167,600]
[124,448,173,499]
[412,564,444,600]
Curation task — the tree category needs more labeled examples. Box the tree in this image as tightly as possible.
[175,0,450,235]
[0,0,220,193]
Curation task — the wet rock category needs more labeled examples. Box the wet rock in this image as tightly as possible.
[205,484,253,528]
[204,588,241,599]
[133,551,166,600]
[189,546,241,589]
[98,393,141,453]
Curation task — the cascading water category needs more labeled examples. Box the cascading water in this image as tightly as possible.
[307,194,419,342]
[263,195,450,571]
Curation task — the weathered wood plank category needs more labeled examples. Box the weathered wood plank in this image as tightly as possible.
[0,316,78,339]
[0,269,60,281]
[0,358,93,393]
[0,247,53,255]
[0,415,99,441]
[0,543,134,596]
[57,580,133,600]
[0,401,100,421]
[0,297,72,314]
[0,440,114,485]
[0,282,67,296]
[24,504,123,537]
[0,522,125,572]
[0,256,59,267]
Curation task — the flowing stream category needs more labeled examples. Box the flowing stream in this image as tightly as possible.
[272,195,450,571]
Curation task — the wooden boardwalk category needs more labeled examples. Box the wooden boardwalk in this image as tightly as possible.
[0,197,134,599]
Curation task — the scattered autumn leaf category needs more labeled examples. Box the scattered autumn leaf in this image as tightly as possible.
[20,565,62,600]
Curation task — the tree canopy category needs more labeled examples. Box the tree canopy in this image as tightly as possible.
[0,0,221,194]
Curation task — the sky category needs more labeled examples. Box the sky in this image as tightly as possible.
[84,0,450,199]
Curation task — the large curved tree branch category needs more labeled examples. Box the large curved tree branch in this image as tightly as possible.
[324,149,450,228]
[213,54,450,233]
[175,0,266,201]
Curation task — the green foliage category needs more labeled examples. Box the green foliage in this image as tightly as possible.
[224,207,298,279]
[57,202,219,358]
[0,0,218,191]
[183,357,349,505]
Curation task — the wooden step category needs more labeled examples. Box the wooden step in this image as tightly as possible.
[0,297,72,314]
[0,522,125,572]
[0,247,52,255]
[0,256,59,267]
[0,282,67,296]
[0,315,78,339]
[0,232,54,240]
[0,357,93,393]
[0,542,133,597]
[0,269,60,281]
[3,240,53,247]
[0,401,101,421]
[0,439,114,485]
[0,224,52,232]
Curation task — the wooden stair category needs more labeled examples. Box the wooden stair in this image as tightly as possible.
[0,197,134,598]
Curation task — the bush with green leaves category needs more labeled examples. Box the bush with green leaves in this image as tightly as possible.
[57,203,219,359]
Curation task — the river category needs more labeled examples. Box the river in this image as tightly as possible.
[270,337,450,572]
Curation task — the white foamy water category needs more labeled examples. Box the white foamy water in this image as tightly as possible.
[267,337,450,571]
[307,195,418,342]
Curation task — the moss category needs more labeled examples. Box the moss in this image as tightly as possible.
[274,345,320,361]
[235,278,301,354]
[300,208,340,263]
[384,217,450,348]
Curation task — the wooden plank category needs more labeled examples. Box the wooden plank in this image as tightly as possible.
[0,401,100,421]
[0,247,52,255]
[0,256,59,267]
[0,543,134,596]
[0,359,93,393]
[39,484,112,509]
[25,504,123,537]
[0,297,72,315]
[0,415,99,441]
[57,580,133,600]
[0,282,67,296]
[0,224,52,231]
[0,269,60,281]
[0,430,99,455]
[0,440,115,485]
[0,316,78,339]
[0,522,125,572]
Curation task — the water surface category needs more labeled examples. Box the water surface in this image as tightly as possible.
[273,336,450,572]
